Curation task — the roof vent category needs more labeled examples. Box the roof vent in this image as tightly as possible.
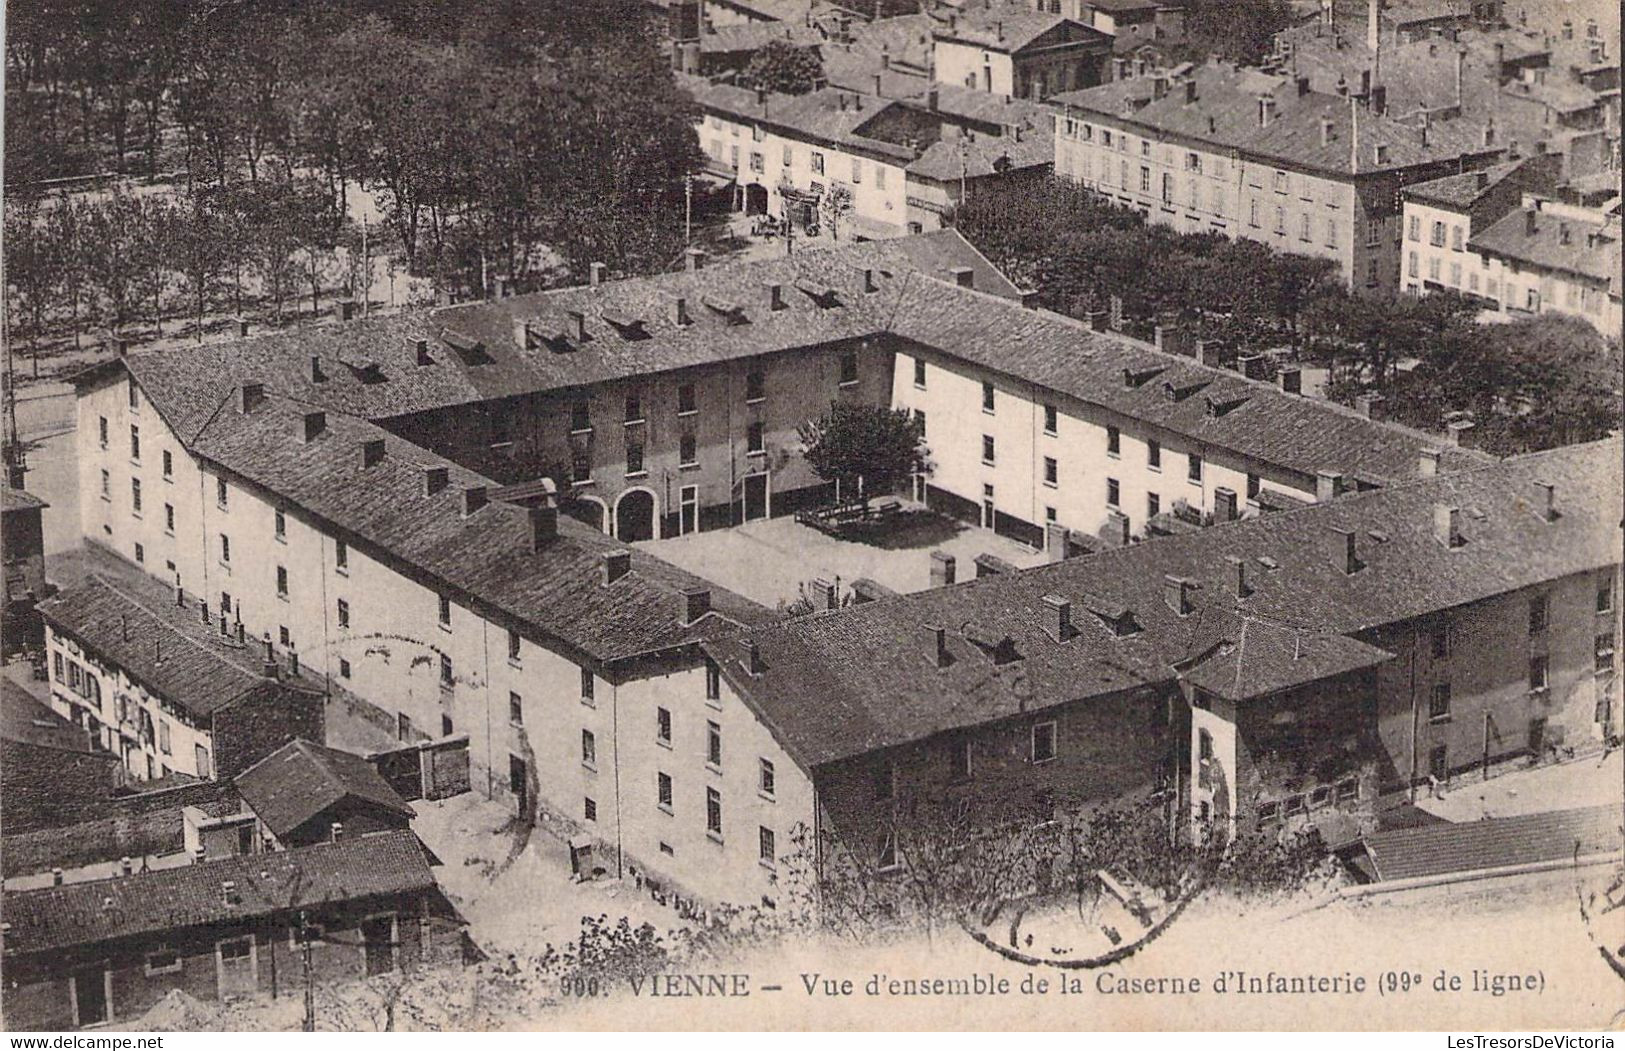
[1041,594,1074,643]
[423,465,449,496]
[1163,575,1195,616]
[925,623,950,667]
[1433,504,1463,548]
[239,383,265,413]
[1327,526,1359,574]
[412,337,433,366]
[462,486,489,517]
[361,438,386,469]
[300,412,327,443]
[602,549,632,585]
[682,586,711,625]
[1532,480,1557,522]
[949,266,974,288]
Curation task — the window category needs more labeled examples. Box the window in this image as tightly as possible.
[982,435,996,465]
[442,714,454,737]
[581,729,596,767]
[1147,493,1160,518]
[1325,217,1338,248]
[1408,215,1420,241]
[914,408,925,438]
[337,599,350,628]
[1596,633,1615,673]
[1528,595,1548,635]
[759,826,776,865]
[570,400,591,432]
[950,736,971,782]
[747,421,765,454]
[276,565,288,597]
[335,540,348,571]
[145,946,181,976]
[1043,404,1057,435]
[130,424,141,460]
[1598,581,1613,614]
[339,658,351,679]
[913,358,927,388]
[1147,440,1161,469]
[1299,213,1311,242]
[1139,166,1150,192]
[749,151,764,173]
[162,450,173,479]
[679,434,698,467]
[1528,655,1548,692]
[839,352,858,386]
[1032,721,1057,763]
[1430,220,1445,247]
[873,762,894,801]
[274,509,286,540]
[1408,251,1419,279]
[745,370,765,402]
[134,541,145,563]
[1043,456,1058,487]
[279,625,291,647]
[220,533,231,563]
[657,706,672,744]
[440,653,453,687]
[100,469,110,499]
[1273,206,1285,235]
[1430,627,1450,659]
[982,381,995,413]
[159,720,171,755]
[706,787,723,836]
[571,448,592,483]
[581,667,595,703]
[782,144,792,166]
[678,384,697,414]
[508,629,521,662]
[131,478,142,513]
[1106,425,1120,456]
[705,659,720,701]
[1451,225,1464,251]
[1187,452,1203,483]
[658,772,673,810]
[626,439,645,475]
[706,720,721,766]
[438,595,451,627]
[584,797,597,822]
[1429,682,1452,722]
[1106,477,1120,508]
[217,478,229,509]
[506,691,523,726]
[98,416,109,448]
[811,151,824,174]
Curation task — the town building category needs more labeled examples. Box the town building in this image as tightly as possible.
[929,1,1112,100]
[1,679,124,836]
[1,829,461,1029]
[1398,152,1562,300]
[40,571,327,784]
[1051,62,1505,292]
[234,739,418,850]
[3,484,50,654]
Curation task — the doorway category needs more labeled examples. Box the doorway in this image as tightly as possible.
[615,489,657,541]
[360,915,397,976]
[981,484,995,530]
[679,485,699,535]
[509,754,528,815]
[744,183,769,216]
[743,473,769,522]
[71,964,109,1027]
[216,936,257,1000]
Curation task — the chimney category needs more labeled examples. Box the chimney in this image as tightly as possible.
[1483,118,1495,147]
[810,578,838,611]
[1278,366,1302,394]
[175,573,185,607]
[949,266,974,288]
[682,585,711,625]
[423,465,449,496]
[1559,222,1571,246]
[929,550,957,587]
[1316,470,1343,501]
[768,283,785,311]
[1257,94,1276,126]
[1194,339,1219,366]
[928,87,939,111]
[602,549,632,585]
[589,262,607,287]
[309,355,325,384]
[528,503,557,550]
[1226,555,1251,599]
[1184,79,1197,104]
[52,868,63,886]
[361,438,386,469]
[288,645,299,677]
[674,296,692,326]
[218,610,228,637]
[301,411,327,443]
[685,247,706,272]
[1445,419,1474,446]
[1373,141,1389,165]
[1532,480,1557,522]
[413,337,433,366]
[1419,447,1441,476]
[1041,595,1072,643]
[236,619,245,645]
[862,268,878,294]
[200,600,210,626]
[1237,354,1268,379]
[1320,116,1335,146]
[1366,0,1379,52]
[120,857,133,876]
[238,383,265,413]
[1356,392,1384,418]
[1297,74,1310,96]
[1327,526,1358,574]
[461,486,488,517]
[1214,486,1238,522]
[568,309,588,342]
[1163,575,1193,616]
[262,633,278,679]
[1109,294,1124,330]
[331,822,344,842]
[1434,504,1462,547]
[1101,510,1131,548]
[337,299,357,320]
[235,317,250,338]
[924,624,949,668]
[1523,211,1537,243]
[1087,308,1109,332]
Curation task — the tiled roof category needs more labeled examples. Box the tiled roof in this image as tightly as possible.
[700,19,823,53]
[709,439,1621,767]
[1400,159,1526,210]
[686,78,916,164]
[1,830,437,956]
[235,739,414,839]
[1051,62,1501,176]
[935,2,1105,53]
[907,129,1053,179]
[1363,803,1623,881]
[2,486,48,512]
[1087,0,1160,13]
[1468,206,1620,283]
[39,573,325,720]
[1,679,100,754]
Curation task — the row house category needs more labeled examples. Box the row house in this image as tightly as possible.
[1051,62,1504,293]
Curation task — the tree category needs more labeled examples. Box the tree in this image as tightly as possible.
[170,195,226,342]
[4,199,56,376]
[741,39,822,95]
[819,182,854,243]
[798,402,927,510]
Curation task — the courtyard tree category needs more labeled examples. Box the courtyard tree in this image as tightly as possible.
[798,402,927,511]
[819,183,854,243]
[741,39,823,95]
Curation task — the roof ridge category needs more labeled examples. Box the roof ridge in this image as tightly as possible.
[84,572,264,689]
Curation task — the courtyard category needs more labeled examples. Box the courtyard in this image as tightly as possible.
[636,508,1050,610]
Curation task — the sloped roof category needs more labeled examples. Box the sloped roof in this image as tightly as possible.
[1400,159,1526,210]
[235,739,414,838]
[936,2,1109,52]
[709,439,1620,767]
[1,679,102,754]
[1,830,437,956]
[1363,803,1622,881]
[1,487,48,512]
[1469,206,1620,283]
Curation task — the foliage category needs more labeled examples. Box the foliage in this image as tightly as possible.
[798,401,927,510]
[1177,0,1293,65]
[536,914,673,986]
[819,182,855,242]
[742,40,823,95]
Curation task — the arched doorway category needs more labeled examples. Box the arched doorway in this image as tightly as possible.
[744,183,769,216]
[564,495,608,534]
[615,488,658,542]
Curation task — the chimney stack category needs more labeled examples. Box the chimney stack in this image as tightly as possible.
[1278,366,1302,394]
[1041,595,1072,643]
[309,355,325,384]
[674,296,692,326]
[1214,486,1238,522]
[685,247,706,272]
[461,486,488,517]
[235,317,250,338]
[301,412,327,443]
[175,573,185,607]
[1445,418,1474,446]
[331,822,343,842]
[289,645,299,677]
[589,262,607,288]
[238,383,265,413]
[200,600,210,626]
[1184,79,1197,104]
[744,638,764,675]
[568,310,588,342]
[1316,470,1343,501]
[1087,308,1109,332]
[423,465,449,496]
[949,267,974,288]
[1532,480,1557,522]
[1226,555,1251,599]
[1320,116,1335,146]
[925,624,949,668]
[1101,510,1131,548]
[1434,504,1462,547]
[1327,526,1358,574]
[412,337,433,366]
[528,502,557,550]
[262,633,279,679]
[929,550,957,587]
[768,283,785,311]
[811,577,838,610]
[682,585,712,625]
[361,438,386,469]
[1419,447,1441,477]
[602,550,632,585]
[862,268,878,294]
[120,856,133,876]
[1163,576,1193,616]
[1356,392,1384,418]
[1525,207,1538,236]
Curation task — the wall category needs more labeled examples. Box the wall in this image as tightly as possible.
[212,687,326,782]
[934,39,1016,96]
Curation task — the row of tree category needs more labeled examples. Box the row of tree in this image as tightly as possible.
[955,179,1621,456]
